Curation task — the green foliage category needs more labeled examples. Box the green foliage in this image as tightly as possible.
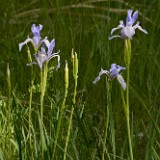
[0,0,160,159]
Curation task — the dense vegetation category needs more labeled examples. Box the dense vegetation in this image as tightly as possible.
[0,0,160,159]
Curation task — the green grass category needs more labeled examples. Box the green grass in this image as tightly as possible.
[0,0,160,159]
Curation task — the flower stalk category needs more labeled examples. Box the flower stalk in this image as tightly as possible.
[19,24,61,156]
[27,47,35,151]
[7,63,11,154]
[102,78,110,160]
[63,50,78,160]
[40,62,48,123]
[124,38,133,160]
[108,9,148,160]
[93,64,126,159]
[52,61,69,159]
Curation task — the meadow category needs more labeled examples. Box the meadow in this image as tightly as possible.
[0,0,160,159]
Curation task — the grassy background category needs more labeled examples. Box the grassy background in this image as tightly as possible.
[0,0,160,159]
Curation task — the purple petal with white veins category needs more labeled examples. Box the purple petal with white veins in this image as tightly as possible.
[31,24,43,37]
[123,26,135,39]
[126,10,133,24]
[109,64,125,79]
[19,37,33,51]
[132,11,138,24]
[48,39,55,56]
[110,25,123,35]
[137,26,148,34]
[110,64,117,72]
[117,74,126,90]
[43,38,50,48]
[93,64,126,90]
[93,68,109,84]
[108,35,121,40]
[109,9,147,40]
[34,52,48,70]
[116,65,126,72]
[110,69,118,79]
[126,10,138,26]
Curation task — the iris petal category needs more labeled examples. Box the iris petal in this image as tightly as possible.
[48,39,55,56]
[117,74,126,90]
[109,9,147,40]
[93,69,109,84]
[19,24,44,51]
[19,24,60,71]
[93,64,126,90]
[19,37,33,51]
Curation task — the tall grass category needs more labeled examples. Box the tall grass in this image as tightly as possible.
[0,0,160,159]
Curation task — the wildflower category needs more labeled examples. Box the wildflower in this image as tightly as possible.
[108,9,148,40]
[28,39,60,70]
[19,24,47,51]
[93,63,126,90]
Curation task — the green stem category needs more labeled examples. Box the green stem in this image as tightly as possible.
[40,62,48,124]
[63,51,78,160]
[124,38,133,160]
[27,47,34,151]
[102,78,110,160]
[52,61,69,159]
[63,106,74,160]
[121,88,127,115]
[39,62,48,158]
[28,79,33,151]
[126,65,133,160]
[7,63,11,155]
[40,71,44,124]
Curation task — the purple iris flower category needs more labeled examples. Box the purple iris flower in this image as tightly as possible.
[19,24,47,51]
[93,63,126,90]
[28,39,60,70]
[108,9,148,40]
